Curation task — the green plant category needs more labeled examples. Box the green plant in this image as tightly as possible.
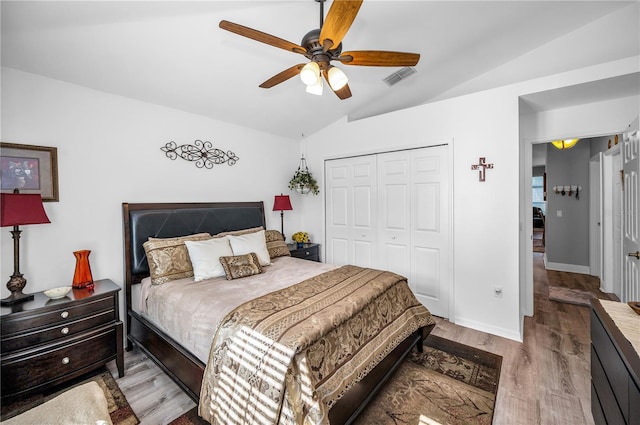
[288,168,319,195]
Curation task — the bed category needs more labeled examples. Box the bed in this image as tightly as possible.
[122,201,435,424]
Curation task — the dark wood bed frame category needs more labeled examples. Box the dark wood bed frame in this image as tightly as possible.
[122,201,434,425]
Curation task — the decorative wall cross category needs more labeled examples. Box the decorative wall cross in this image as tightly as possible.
[471,157,494,182]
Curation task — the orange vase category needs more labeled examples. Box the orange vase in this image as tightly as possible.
[72,250,94,288]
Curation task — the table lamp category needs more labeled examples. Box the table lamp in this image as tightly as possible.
[1,191,51,305]
[272,194,293,241]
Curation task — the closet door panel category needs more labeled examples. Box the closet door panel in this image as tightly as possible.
[411,145,450,318]
[325,155,377,267]
[378,152,411,277]
[413,246,441,299]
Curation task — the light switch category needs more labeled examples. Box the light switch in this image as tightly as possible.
[557,210,562,217]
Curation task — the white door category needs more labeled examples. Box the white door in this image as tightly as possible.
[409,146,450,318]
[377,151,411,277]
[589,153,602,280]
[325,145,451,318]
[622,130,640,302]
[325,155,378,267]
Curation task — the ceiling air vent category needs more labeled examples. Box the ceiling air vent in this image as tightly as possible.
[383,67,417,87]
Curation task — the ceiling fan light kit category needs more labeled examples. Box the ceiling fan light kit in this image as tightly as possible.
[327,66,348,90]
[306,77,324,95]
[219,0,419,100]
[300,61,321,86]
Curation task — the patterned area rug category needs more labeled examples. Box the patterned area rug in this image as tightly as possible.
[0,368,138,425]
[548,285,597,306]
[169,334,502,425]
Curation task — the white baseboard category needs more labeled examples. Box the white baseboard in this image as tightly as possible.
[452,316,523,343]
[543,255,591,275]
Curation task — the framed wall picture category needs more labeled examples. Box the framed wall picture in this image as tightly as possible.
[0,142,59,202]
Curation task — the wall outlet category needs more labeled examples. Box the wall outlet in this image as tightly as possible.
[494,286,503,298]
[557,210,562,217]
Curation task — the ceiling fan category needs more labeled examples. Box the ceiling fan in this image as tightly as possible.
[219,0,420,99]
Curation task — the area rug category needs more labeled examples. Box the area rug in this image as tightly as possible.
[549,285,597,306]
[0,368,138,425]
[169,334,502,425]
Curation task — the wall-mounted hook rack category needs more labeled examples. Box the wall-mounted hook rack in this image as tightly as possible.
[552,185,582,199]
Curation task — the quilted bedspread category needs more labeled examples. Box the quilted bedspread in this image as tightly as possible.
[198,265,434,425]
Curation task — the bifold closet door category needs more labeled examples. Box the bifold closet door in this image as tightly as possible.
[325,155,378,267]
[377,146,449,318]
[325,145,450,318]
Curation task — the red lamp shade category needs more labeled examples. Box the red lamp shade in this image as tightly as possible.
[273,194,293,212]
[0,193,50,227]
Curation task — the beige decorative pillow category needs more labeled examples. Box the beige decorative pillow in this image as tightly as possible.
[264,230,291,259]
[226,230,271,266]
[214,226,264,238]
[219,253,263,280]
[184,238,234,281]
[143,233,212,285]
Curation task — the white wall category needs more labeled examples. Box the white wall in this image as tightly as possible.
[299,57,640,342]
[0,68,301,310]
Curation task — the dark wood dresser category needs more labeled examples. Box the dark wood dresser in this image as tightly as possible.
[288,243,320,262]
[590,299,640,425]
[1,279,124,400]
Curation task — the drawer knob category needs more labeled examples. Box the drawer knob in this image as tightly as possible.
[61,357,70,365]
[60,311,69,319]
[61,327,69,335]
[305,251,310,255]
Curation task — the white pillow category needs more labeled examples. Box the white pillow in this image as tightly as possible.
[226,229,271,266]
[184,238,234,281]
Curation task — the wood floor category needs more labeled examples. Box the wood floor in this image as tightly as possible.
[107,252,609,425]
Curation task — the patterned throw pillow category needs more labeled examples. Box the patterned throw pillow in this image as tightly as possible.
[219,253,264,280]
[264,230,291,259]
[143,233,212,285]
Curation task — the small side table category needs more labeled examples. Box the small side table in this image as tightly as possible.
[1,279,124,400]
[288,243,320,262]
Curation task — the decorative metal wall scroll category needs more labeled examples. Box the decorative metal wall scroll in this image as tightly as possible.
[471,157,494,182]
[161,140,239,169]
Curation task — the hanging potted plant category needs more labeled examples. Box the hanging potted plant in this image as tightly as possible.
[288,156,319,195]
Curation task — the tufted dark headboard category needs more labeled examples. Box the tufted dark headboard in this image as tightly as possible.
[122,202,265,310]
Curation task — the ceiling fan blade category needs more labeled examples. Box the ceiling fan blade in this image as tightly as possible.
[220,20,306,55]
[337,50,420,67]
[259,64,306,88]
[323,69,352,100]
[319,0,363,52]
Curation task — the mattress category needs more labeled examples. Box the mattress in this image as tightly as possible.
[133,256,337,362]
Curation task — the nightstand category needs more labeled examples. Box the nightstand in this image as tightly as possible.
[288,243,320,262]
[1,279,124,400]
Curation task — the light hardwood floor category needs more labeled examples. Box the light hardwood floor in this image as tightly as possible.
[107,252,608,425]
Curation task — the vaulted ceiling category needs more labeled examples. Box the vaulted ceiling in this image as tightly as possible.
[2,1,638,139]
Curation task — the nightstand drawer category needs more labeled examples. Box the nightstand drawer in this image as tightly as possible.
[1,309,116,352]
[1,325,119,397]
[1,296,115,335]
[289,244,320,262]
